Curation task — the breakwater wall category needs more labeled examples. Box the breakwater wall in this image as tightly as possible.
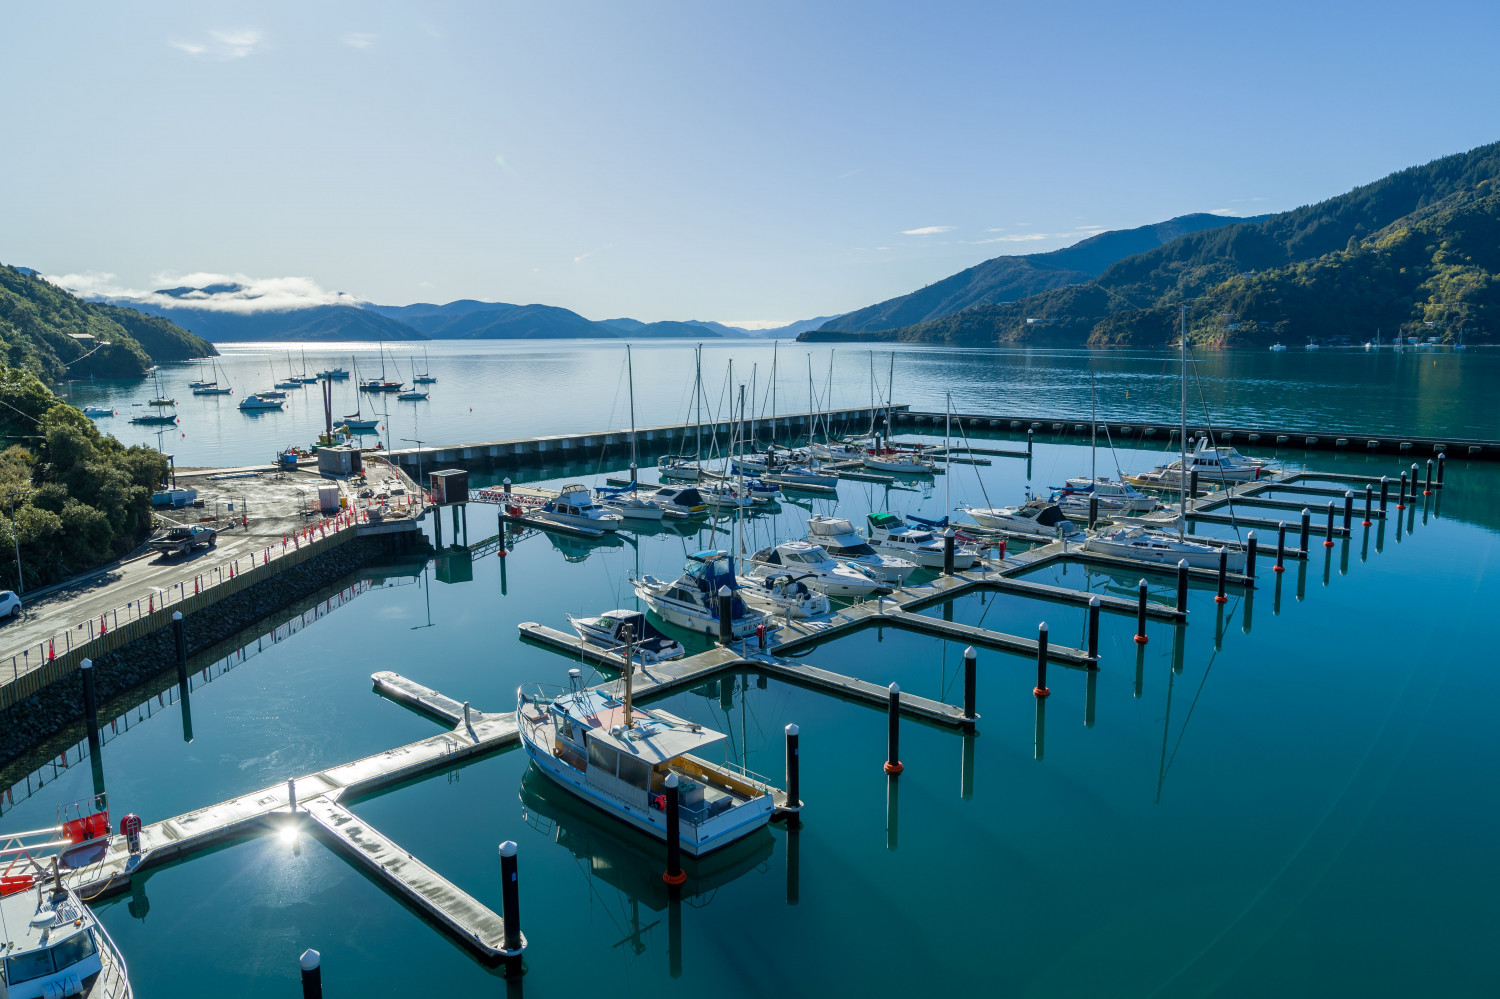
[895,411,1498,460]
[0,534,408,768]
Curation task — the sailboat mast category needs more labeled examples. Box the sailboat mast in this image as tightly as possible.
[1090,368,1097,482]
[885,350,895,442]
[807,354,815,448]
[627,345,638,484]
[694,345,702,460]
[945,391,951,515]
[770,341,778,449]
[1179,305,1188,541]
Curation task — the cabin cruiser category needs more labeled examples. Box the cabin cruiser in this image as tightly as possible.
[632,551,772,638]
[748,541,889,597]
[568,609,686,665]
[866,512,982,570]
[657,455,702,481]
[1135,438,1266,485]
[650,485,709,518]
[317,367,350,380]
[1083,526,1246,572]
[0,795,133,998]
[81,406,113,418]
[237,394,284,411]
[255,387,289,400]
[1268,343,1287,351]
[540,484,624,532]
[1051,476,1158,515]
[595,486,665,521]
[862,447,936,475]
[805,516,919,583]
[696,480,757,509]
[959,497,1082,539]
[735,571,831,619]
[518,675,775,856]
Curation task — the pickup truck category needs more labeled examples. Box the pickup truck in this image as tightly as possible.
[150,525,218,557]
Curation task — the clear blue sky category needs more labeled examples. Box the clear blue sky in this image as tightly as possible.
[2,1,1496,325]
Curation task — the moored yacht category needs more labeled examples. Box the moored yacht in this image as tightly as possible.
[1051,476,1158,515]
[595,486,665,521]
[632,551,772,638]
[1133,438,1266,486]
[657,455,703,481]
[517,675,776,856]
[866,513,982,569]
[1083,526,1246,572]
[862,447,936,475]
[959,497,1081,539]
[650,485,709,518]
[568,609,685,665]
[82,406,114,418]
[237,394,284,411]
[540,484,623,532]
[748,541,889,597]
[736,571,831,619]
[805,516,919,583]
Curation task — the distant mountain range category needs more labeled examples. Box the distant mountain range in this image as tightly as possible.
[819,214,1266,333]
[77,283,835,344]
[804,140,1500,347]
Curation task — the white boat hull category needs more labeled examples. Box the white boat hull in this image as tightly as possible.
[1083,536,1245,572]
[520,740,772,856]
[633,584,768,637]
[862,457,934,475]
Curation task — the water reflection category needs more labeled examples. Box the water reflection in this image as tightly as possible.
[885,774,900,851]
[960,732,975,800]
[1033,696,1046,761]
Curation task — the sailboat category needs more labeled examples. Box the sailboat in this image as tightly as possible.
[1085,307,1246,572]
[342,356,382,431]
[397,357,429,400]
[146,370,175,406]
[412,348,437,384]
[1054,373,1159,518]
[188,358,217,389]
[598,346,664,521]
[359,344,403,392]
[294,349,319,384]
[193,360,233,395]
[659,345,705,480]
[861,351,934,474]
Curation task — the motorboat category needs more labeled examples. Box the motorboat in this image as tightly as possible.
[632,551,772,638]
[1304,342,1320,351]
[568,609,686,665]
[735,571,831,619]
[866,512,982,570]
[1134,438,1266,486]
[317,367,350,380]
[256,387,288,399]
[650,485,709,518]
[959,497,1081,539]
[540,484,623,532]
[595,486,665,521]
[238,394,285,411]
[1083,526,1246,572]
[696,480,756,509]
[805,516,918,583]
[0,795,134,998]
[517,674,776,856]
[82,406,113,418]
[1268,343,1287,351]
[862,448,936,475]
[748,541,888,597]
[658,455,702,481]
[1051,475,1158,516]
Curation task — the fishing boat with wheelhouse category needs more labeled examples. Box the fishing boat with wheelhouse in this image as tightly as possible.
[517,671,777,856]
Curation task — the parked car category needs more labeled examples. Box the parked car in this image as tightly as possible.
[149,525,218,558]
[0,590,20,619]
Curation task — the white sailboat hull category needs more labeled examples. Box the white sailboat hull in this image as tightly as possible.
[1082,535,1245,572]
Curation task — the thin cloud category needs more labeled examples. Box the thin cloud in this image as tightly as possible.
[835,169,861,180]
[169,29,264,60]
[573,245,613,264]
[46,271,364,314]
[1209,208,1236,216]
[343,32,377,49]
[901,225,955,236]
[721,320,790,330]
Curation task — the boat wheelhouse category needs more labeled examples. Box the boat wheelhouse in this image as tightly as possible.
[540,485,623,532]
[518,677,776,856]
[735,571,831,619]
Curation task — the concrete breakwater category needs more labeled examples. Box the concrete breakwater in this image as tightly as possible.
[0,535,412,770]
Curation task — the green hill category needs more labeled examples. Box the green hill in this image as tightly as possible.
[801,140,1500,347]
[0,264,215,380]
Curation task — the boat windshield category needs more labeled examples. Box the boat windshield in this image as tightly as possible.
[830,542,876,557]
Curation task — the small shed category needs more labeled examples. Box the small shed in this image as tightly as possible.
[429,469,469,506]
[318,446,363,478]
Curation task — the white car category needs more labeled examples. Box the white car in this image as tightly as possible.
[0,590,21,619]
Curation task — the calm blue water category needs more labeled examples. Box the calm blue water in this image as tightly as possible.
[8,369,1499,995]
[57,341,1500,467]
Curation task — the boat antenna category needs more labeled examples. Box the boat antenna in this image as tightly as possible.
[622,623,634,727]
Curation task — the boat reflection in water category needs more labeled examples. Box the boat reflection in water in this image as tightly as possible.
[519,767,775,973]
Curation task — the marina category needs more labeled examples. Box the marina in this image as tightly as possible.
[5,349,1498,997]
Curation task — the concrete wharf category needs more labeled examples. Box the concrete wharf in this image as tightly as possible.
[892,410,1498,460]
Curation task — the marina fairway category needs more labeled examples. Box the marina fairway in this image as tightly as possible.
[1,433,1496,998]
